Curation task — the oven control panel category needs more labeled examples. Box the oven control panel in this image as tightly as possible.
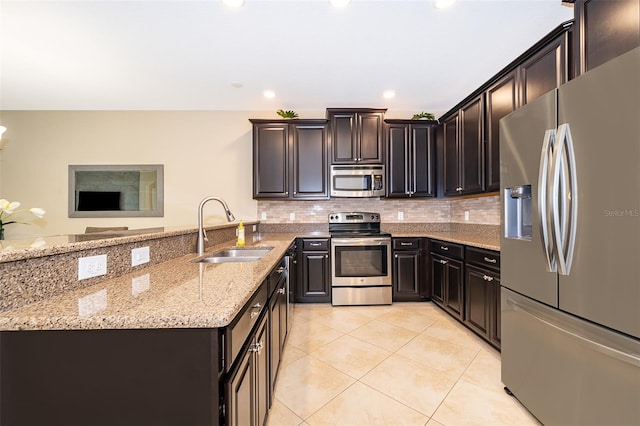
[329,212,380,223]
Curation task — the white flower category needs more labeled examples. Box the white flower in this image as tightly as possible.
[0,198,46,230]
[29,207,46,218]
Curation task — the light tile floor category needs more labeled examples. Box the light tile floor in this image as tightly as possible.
[268,302,540,426]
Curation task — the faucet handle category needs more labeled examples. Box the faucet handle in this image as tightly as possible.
[202,228,209,242]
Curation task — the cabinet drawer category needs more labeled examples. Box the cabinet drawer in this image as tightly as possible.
[225,282,268,371]
[430,240,464,259]
[302,239,329,251]
[268,257,287,296]
[393,238,425,250]
[466,247,500,271]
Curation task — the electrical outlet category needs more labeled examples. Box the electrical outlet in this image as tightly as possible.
[398,211,404,220]
[78,289,107,317]
[252,225,257,232]
[132,273,151,296]
[131,246,150,267]
[464,211,470,221]
[289,212,295,221]
[261,212,267,220]
[78,254,107,280]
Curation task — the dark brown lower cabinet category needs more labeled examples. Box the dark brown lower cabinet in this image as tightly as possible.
[296,238,331,303]
[392,238,429,301]
[226,313,269,426]
[269,270,287,404]
[464,265,501,349]
[430,253,464,321]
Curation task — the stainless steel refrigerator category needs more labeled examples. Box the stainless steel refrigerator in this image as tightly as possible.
[500,46,640,426]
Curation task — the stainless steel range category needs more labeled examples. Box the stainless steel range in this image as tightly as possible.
[329,212,392,306]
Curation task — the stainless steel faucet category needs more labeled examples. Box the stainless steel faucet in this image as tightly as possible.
[197,196,236,256]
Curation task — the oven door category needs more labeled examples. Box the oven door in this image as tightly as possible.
[331,237,392,286]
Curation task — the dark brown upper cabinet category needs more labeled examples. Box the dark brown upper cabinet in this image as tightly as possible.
[385,120,436,198]
[327,108,386,164]
[251,119,329,200]
[442,95,484,197]
[485,71,518,193]
[573,0,640,76]
[519,31,569,106]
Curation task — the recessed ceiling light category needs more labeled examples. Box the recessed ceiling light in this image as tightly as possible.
[329,0,351,8]
[263,90,276,99]
[434,0,456,9]
[223,0,244,8]
[383,90,396,99]
[231,82,243,88]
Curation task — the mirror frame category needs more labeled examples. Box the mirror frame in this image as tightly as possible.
[68,164,164,218]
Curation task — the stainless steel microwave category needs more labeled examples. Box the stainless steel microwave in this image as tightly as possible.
[330,165,385,197]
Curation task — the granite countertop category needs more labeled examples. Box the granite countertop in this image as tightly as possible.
[0,233,297,331]
[0,227,499,332]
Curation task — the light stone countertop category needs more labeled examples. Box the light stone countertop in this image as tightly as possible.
[0,228,499,332]
[0,233,297,331]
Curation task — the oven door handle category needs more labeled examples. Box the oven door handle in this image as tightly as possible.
[331,237,391,245]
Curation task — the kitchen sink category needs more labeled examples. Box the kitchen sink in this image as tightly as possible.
[197,246,273,263]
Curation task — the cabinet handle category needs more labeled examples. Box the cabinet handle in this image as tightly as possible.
[276,267,285,274]
[250,311,259,319]
[325,254,329,258]
[483,257,497,264]
[440,246,449,251]
[310,242,322,247]
[250,341,264,354]
[278,288,286,295]
[483,275,494,282]
[456,187,463,192]
[400,242,412,246]
[439,259,448,264]
[250,302,262,318]
[395,254,398,258]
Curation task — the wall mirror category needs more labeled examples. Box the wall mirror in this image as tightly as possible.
[68,164,164,218]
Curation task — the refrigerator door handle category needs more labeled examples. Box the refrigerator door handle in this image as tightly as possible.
[552,123,579,275]
[506,294,640,368]
[538,128,556,272]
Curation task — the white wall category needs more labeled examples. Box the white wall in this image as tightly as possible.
[0,109,429,238]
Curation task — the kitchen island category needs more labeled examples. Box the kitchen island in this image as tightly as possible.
[0,224,499,425]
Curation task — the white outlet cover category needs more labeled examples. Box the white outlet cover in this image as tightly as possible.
[78,254,107,280]
[464,211,470,221]
[131,246,150,266]
[261,212,267,220]
[289,212,295,220]
[398,211,404,220]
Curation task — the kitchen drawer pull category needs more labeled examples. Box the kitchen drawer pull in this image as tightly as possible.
[250,341,264,354]
[483,257,497,264]
[440,246,449,251]
[276,267,285,274]
[439,259,448,265]
[250,311,259,319]
[400,242,413,246]
[278,288,286,295]
[310,242,322,247]
[483,275,494,282]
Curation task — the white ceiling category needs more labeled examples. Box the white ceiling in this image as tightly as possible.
[0,0,574,114]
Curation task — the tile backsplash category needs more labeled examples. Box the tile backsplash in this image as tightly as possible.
[258,195,499,225]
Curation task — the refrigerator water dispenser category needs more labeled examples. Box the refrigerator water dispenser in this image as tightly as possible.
[504,185,532,240]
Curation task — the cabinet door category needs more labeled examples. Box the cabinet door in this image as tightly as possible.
[490,274,501,349]
[226,346,254,426]
[459,96,484,195]
[485,71,518,192]
[464,265,492,339]
[519,33,567,106]
[297,250,331,303]
[291,122,329,199]
[430,254,446,306]
[393,250,427,301]
[254,316,269,426]
[330,113,358,164]
[574,0,640,75]
[269,290,282,405]
[443,115,460,196]
[444,258,464,321]
[387,123,410,197]
[411,124,436,197]
[253,123,289,198]
[358,112,384,164]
